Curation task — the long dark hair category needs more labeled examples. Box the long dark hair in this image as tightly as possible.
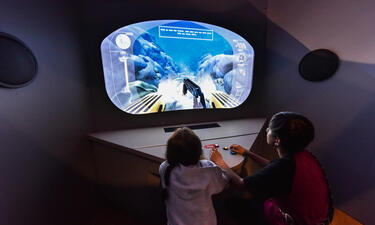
[269,112,315,154]
[162,127,202,201]
[270,112,333,221]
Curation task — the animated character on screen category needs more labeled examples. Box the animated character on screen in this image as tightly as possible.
[101,20,254,114]
[182,78,206,109]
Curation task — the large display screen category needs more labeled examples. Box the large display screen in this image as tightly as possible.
[101,20,254,114]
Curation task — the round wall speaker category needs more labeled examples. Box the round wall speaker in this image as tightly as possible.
[0,32,38,88]
[299,49,339,81]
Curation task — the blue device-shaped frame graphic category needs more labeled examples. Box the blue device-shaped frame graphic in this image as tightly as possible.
[101,20,254,114]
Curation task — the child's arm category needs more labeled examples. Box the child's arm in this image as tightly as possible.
[230,144,270,167]
[210,149,250,194]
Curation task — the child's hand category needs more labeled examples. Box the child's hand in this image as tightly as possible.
[210,148,229,169]
[230,144,247,155]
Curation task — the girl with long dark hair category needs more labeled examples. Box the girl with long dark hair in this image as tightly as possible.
[211,112,333,225]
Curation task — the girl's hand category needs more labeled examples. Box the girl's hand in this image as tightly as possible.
[230,144,248,155]
[210,148,229,169]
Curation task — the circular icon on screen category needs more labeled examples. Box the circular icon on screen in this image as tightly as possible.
[238,53,247,64]
[115,34,131,50]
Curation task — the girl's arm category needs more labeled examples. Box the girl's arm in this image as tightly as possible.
[209,149,250,194]
[230,144,270,167]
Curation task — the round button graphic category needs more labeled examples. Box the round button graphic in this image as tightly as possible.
[115,34,131,50]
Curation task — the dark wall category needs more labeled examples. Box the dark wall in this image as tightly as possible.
[263,0,375,224]
[79,0,268,131]
[0,1,95,224]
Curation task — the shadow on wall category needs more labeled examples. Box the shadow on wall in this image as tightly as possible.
[319,93,375,194]
[259,21,313,115]
[261,19,375,224]
[0,119,96,225]
[316,62,375,210]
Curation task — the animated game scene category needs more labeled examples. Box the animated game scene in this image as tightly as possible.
[101,20,254,114]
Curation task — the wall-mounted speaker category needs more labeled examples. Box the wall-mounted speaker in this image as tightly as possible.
[299,49,339,82]
[0,32,38,88]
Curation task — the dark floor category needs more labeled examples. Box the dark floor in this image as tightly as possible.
[90,207,240,225]
[90,187,258,225]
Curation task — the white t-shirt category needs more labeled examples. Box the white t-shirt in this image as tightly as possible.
[159,160,228,225]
